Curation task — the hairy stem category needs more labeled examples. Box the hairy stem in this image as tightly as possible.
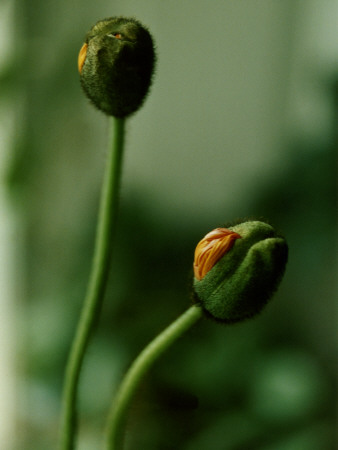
[59,117,126,450]
[105,304,203,450]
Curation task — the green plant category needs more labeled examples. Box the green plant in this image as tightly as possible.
[58,16,288,450]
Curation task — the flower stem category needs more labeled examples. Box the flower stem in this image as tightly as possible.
[59,117,126,450]
[105,304,203,450]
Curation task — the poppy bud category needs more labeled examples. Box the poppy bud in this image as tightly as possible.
[78,17,156,117]
[193,221,288,323]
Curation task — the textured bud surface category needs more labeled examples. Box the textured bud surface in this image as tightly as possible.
[79,17,156,117]
[193,221,288,323]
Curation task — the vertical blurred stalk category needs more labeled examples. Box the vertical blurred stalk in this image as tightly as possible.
[0,1,20,449]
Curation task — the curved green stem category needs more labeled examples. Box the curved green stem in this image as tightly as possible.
[105,304,203,450]
[59,117,126,450]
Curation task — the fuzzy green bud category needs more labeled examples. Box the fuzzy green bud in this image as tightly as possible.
[193,221,288,323]
[78,17,156,117]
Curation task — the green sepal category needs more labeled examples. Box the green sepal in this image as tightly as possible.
[193,221,288,323]
[80,17,156,117]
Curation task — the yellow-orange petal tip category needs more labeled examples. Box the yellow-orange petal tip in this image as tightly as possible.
[78,43,88,74]
[193,228,241,281]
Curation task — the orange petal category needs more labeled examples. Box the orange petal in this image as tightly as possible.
[193,228,241,280]
[78,43,88,74]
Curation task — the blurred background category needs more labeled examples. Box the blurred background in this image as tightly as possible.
[1,0,337,448]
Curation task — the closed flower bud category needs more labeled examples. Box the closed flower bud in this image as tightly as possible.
[193,221,288,323]
[78,17,156,117]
